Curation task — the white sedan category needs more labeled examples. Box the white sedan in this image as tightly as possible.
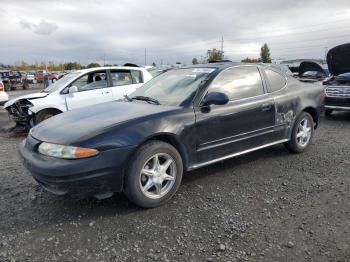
[4,66,153,127]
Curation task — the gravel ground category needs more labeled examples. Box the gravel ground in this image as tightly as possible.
[0,90,349,262]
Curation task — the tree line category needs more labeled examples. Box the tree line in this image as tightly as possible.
[192,43,272,64]
[0,61,117,71]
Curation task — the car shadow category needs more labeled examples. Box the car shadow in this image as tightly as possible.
[324,111,350,122]
[11,144,290,232]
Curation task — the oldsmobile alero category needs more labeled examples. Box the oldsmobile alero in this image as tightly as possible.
[19,63,324,208]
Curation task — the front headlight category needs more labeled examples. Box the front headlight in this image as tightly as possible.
[38,142,99,159]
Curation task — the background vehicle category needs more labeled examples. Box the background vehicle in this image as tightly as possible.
[26,72,36,83]
[0,71,11,91]
[324,43,350,115]
[0,77,9,106]
[297,61,328,83]
[4,66,153,128]
[19,63,324,208]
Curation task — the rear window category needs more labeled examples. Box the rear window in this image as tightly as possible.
[265,69,286,93]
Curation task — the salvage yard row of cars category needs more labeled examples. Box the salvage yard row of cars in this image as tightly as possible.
[2,43,350,208]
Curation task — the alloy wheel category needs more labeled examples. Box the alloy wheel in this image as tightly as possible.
[139,153,177,199]
[296,118,312,147]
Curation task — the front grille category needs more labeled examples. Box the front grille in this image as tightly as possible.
[326,86,350,98]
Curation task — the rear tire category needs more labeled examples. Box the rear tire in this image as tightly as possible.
[124,141,183,208]
[34,109,61,125]
[285,112,314,153]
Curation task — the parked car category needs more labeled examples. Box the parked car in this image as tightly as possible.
[324,43,350,115]
[19,63,324,208]
[0,71,11,91]
[4,66,153,128]
[26,72,36,83]
[297,61,328,83]
[0,77,9,106]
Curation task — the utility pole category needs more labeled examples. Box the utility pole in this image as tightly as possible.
[144,48,147,66]
[221,36,224,58]
[324,47,328,62]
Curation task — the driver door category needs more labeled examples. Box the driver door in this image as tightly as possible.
[66,70,113,110]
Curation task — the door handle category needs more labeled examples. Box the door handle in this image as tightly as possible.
[261,103,273,111]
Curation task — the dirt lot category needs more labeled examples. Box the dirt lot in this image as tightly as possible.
[0,90,349,262]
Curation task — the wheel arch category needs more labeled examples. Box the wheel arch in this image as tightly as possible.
[134,133,190,172]
[302,106,319,129]
[35,107,63,115]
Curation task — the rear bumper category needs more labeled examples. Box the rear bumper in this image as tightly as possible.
[19,136,136,198]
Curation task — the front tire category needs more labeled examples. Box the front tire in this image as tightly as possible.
[34,109,61,125]
[285,112,314,153]
[124,141,183,208]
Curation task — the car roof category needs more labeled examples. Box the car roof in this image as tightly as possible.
[184,62,269,69]
[75,66,146,74]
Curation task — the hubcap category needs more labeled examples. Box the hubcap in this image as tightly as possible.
[139,153,177,199]
[296,118,312,147]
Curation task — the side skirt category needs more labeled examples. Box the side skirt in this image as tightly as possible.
[188,139,289,171]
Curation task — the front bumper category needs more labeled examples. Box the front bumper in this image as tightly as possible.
[325,97,350,111]
[19,135,136,198]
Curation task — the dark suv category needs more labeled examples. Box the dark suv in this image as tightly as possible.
[19,63,324,208]
[324,43,350,115]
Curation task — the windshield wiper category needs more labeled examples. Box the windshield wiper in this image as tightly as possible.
[124,95,133,102]
[131,96,161,105]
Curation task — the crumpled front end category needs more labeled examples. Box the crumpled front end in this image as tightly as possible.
[5,99,34,127]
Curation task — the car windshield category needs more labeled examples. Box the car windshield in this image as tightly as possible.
[44,72,81,93]
[130,68,215,106]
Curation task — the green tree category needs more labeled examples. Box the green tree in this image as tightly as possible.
[207,48,224,62]
[87,62,101,68]
[64,62,81,70]
[192,58,199,65]
[241,57,259,63]
[260,43,272,63]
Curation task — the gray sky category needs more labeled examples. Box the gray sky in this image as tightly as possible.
[1,0,350,66]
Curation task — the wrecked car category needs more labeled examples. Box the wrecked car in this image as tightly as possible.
[297,61,328,83]
[324,43,350,115]
[19,63,324,208]
[4,66,153,129]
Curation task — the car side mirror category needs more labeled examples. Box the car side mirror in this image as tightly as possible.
[69,85,78,95]
[202,92,229,107]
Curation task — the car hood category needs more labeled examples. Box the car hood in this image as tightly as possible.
[298,61,324,77]
[4,92,48,108]
[30,101,179,145]
[327,43,350,76]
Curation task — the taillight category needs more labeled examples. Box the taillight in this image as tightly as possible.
[0,83,4,92]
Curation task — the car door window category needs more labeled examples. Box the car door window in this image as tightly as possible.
[264,69,287,92]
[71,71,107,92]
[110,70,133,86]
[209,66,264,101]
[131,70,143,84]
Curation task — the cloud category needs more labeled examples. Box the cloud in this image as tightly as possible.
[19,19,58,35]
[0,0,349,65]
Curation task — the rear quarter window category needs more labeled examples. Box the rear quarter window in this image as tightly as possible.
[265,69,287,93]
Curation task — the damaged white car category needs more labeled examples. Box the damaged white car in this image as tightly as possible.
[4,66,153,128]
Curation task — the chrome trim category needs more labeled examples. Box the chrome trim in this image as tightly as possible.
[325,86,350,98]
[325,105,350,110]
[189,139,288,170]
